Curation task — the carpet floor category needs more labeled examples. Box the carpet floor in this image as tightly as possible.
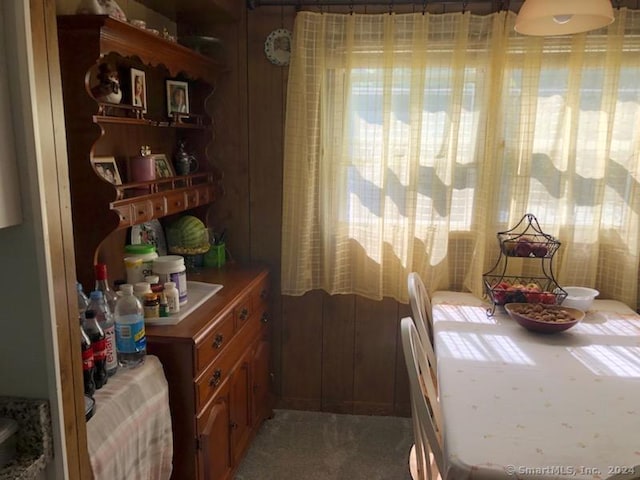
[234,409,414,480]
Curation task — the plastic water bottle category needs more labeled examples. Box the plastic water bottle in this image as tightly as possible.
[114,284,146,368]
[88,290,118,377]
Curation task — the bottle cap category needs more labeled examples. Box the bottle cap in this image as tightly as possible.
[144,275,160,284]
[144,293,158,301]
[94,263,108,281]
[120,284,133,295]
[164,281,176,289]
[89,290,104,300]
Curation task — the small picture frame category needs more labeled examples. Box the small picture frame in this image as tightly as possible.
[91,156,122,185]
[166,80,189,116]
[153,154,174,178]
[130,68,147,113]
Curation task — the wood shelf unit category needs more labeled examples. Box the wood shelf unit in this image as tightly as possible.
[57,14,225,288]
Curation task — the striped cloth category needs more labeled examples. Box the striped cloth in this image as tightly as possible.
[87,355,173,480]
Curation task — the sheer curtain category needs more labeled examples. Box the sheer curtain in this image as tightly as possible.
[281,9,640,307]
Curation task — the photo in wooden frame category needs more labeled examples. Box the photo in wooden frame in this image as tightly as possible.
[91,156,122,185]
[130,67,147,113]
[153,154,174,178]
[166,79,189,116]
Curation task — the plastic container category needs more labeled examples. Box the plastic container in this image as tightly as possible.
[153,255,187,305]
[0,418,18,468]
[114,284,146,369]
[560,286,599,311]
[164,281,180,314]
[124,244,158,284]
[133,282,152,304]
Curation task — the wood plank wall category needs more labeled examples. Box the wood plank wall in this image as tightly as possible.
[175,0,640,417]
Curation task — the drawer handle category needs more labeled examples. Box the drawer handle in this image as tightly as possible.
[138,209,145,216]
[260,289,268,300]
[239,308,249,320]
[209,369,222,387]
[213,334,224,349]
[261,313,269,323]
[230,421,238,430]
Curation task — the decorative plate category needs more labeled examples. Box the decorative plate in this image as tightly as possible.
[130,219,167,256]
[264,28,292,66]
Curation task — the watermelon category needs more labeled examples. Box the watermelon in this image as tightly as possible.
[166,215,210,254]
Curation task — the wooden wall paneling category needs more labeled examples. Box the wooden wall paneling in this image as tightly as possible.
[246,6,293,404]
[321,292,356,413]
[194,17,251,265]
[394,302,412,417]
[280,291,323,410]
[353,296,401,415]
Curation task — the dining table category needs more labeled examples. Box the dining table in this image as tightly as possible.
[432,291,640,480]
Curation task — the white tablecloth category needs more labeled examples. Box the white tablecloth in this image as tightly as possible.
[432,292,640,480]
[87,355,173,480]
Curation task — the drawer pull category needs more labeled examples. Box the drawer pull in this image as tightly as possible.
[209,369,222,387]
[260,289,269,300]
[239,308,249,320]
[261,313,269,323]
[213,334,224,349]
[230,421,238,430]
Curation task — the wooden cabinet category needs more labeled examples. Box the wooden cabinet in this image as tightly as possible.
[56,15,224,288]
[146,265,273,480]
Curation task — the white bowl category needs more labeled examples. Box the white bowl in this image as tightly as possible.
[561,286,599,311]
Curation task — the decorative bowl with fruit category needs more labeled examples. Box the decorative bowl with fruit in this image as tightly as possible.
[483,276,567,307]
[504,303,584,334]
[499,233,560,258]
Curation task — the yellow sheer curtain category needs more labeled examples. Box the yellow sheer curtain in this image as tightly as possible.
[282,9,640,307]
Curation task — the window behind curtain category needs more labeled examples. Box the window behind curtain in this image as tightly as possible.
[282,9,640,307]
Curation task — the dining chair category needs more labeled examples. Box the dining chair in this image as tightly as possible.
[408,272,438,386]
[401,317,444,480]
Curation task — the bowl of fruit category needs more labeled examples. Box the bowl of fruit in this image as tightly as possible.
[484,277,564,306]
[504,303,584,333]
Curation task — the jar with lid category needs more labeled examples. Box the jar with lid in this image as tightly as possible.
[153,255,187,305]
[123,244,158,284]
[143,293,160,319]
[133,282,151,304]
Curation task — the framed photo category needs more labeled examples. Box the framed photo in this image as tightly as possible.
[153,154,174,178]
[130,68,147,113]
[91,156,122,185]
[166,80,189,116]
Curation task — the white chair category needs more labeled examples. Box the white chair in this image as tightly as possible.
[401,317,444,480]
[408,272,438,386]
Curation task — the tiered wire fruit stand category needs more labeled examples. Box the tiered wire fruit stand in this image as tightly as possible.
[483,213,567,315]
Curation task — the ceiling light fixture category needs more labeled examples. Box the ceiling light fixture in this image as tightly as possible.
[515,0,615,36]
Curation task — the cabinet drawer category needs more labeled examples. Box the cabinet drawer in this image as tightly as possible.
[150,196,166,217]
[196,185,210,205]
[185,189,199,209]
[165,191,187,215]
[195,345,237,411]
[114,204,132,227]
[196,312,235,373]
[131,199,153,224]
[253,277,270,311]
[234,293,253,332]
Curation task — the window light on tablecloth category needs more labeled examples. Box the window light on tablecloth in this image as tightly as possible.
[515,0,614,36]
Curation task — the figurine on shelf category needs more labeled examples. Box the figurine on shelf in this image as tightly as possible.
[174,140,199,176]
[91,63,122,105]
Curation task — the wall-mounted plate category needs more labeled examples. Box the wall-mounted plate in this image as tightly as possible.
[265,28,292,66]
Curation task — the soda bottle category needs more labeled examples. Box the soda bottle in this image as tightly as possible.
[80,322,96,397]
[114,284,146,368]
[94,263,119,313]
[83,309,108,389]
[88,290,118,377]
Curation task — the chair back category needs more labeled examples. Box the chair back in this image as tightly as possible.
[401,317,444,480]
[408,272,437,371]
